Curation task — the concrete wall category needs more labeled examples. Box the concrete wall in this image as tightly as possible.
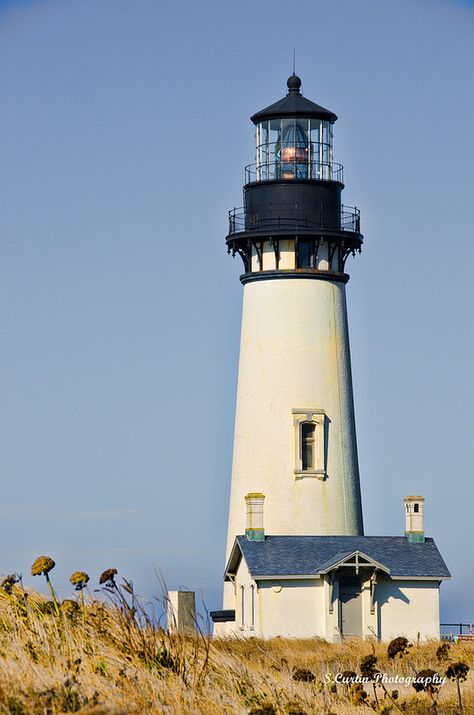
[225,278,363,558]
[167,591,196,633]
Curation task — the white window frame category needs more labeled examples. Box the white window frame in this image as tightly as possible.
[292,408,327,480]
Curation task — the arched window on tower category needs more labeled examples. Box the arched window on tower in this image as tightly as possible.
[293,409,327,480]
[301,422,316,470]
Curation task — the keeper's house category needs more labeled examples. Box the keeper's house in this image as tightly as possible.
[213,495,450,641]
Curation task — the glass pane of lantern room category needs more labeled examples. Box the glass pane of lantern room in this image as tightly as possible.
[295,118,310,178]
[269,119,280,179]
[258,122,269,180]
[310,119,321,179]
[322,121,332,167]
[255,123,261,180]
[280,118,296,179]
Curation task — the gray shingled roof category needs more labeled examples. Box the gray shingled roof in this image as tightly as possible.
[227,536,450,580]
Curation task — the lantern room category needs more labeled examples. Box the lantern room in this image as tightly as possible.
[249,74,339,183]
[254,116,334,181]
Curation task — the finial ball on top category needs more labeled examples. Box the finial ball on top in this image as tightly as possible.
[287,74,302,92]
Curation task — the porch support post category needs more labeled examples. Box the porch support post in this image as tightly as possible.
[328,573,335,614]
[370,570,378,615]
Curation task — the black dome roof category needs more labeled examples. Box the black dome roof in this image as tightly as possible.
[250,74,337,125]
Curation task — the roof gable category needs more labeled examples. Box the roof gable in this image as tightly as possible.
[317,549,391,575]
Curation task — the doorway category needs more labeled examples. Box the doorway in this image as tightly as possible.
[339,573,362,638]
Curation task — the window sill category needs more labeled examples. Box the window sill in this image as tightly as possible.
[294,469,326,481]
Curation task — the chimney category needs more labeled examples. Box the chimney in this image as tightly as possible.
[245,492,265,541]
[404,495,425,543]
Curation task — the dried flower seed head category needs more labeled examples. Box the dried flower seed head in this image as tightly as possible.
[70,571,90,590]
[387,636,411,659]
[249,706,276,715]
[37,600,56,615]
[446,661,470,682]
[286,702,308,715]
[99,568,118,586]
[436,642,451,661]
[61,599,79,617]
[31,556,55,576]
[413,668,439,693]
[360,654,379,680]
[350,682,368,706]
[292,667,315,683]
[340,670,357,684]
[1,574,20,594]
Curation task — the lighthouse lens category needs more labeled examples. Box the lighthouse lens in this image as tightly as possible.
[279,119,309,179]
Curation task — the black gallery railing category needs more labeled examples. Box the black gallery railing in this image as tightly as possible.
[228,205,360,236]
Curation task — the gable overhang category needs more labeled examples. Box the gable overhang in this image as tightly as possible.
[318,549,391,575]
[223,538,247,582]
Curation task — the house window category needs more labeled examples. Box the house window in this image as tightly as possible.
[293,408,327,479]
[251,585,255,629]
[241,585,245,627]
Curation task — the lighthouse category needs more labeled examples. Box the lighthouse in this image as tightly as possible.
[225,74,364,555]
[208,74,450,640]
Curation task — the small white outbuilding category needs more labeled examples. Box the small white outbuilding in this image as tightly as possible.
[212,496,450,641]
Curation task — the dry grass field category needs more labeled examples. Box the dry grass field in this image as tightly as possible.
[0,564,472,715]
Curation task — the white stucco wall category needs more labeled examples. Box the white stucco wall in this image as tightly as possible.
[225,278,363,558]
[217,559,442,641]
[377,579,441,641]
[257,578,325,638]
[219,555,259,637]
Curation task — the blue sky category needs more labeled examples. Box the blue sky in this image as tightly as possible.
[0,0,473,620]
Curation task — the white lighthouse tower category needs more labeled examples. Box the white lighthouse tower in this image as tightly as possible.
[224,74,364,558]
[209,75,451,640]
